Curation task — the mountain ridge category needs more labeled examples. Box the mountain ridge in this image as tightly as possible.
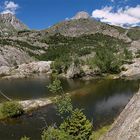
[0,11,139,72]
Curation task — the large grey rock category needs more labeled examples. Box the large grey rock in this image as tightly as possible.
[101,88,140,140]
[0,45,33,67]
[17,61,52,73]
[129,40,140,53]
[20,98,52,111]
[120,58,140,79]
[0,66,11,76]
[66,63,81,78]
[3,61,52,79]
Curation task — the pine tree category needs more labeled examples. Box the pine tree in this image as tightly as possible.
[60,109,93,140]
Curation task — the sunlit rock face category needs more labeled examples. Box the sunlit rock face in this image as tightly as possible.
[72,11,90,19]
[0,13,28,30]
[0,13,28,36]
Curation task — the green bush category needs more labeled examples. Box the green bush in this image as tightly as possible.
[48,78,63,94]
[94,46,121,73]
[51,59,64,74]
[42,126,72,140]
[0,101,24,118]
[48,77,73,116]
[55,95,73,116]
[77,47,91,56]
[60,109,93,140]
[51,55,72,74]
[123,48,133,60]
[20,136,30,140]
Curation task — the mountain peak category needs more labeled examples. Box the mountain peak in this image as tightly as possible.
[72,11,90,20]
[0,13,28,31]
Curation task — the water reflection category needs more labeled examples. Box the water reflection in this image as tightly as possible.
[0,78,139,140]
[95,93,131,114]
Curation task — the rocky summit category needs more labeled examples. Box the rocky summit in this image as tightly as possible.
[0,13,28,36]
[72,11,90,19]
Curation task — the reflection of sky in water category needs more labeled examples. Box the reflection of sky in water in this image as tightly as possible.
[95,93,131,114]
[0,78,139,140]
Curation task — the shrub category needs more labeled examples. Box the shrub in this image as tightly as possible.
[42,126,72,140]
[51,59,64,74]
[77,47,91,56]
[55,95,73,116]
[48,78,63,94]
[123,48,133,60]
[51,55,72,74]
[0,101,24,118]
[48,77,73,116]
[20,136,30,140]
[94,46,121,73]
[60,109,93,140]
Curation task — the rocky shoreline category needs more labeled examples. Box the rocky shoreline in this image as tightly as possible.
[1,57,140,80]
[0,57,140,80]
[120,58,140,80]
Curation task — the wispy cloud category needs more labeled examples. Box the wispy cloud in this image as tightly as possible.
[1,1,19,15]
[92,5,140,27]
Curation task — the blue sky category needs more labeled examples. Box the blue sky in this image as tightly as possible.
[0,0,140,29]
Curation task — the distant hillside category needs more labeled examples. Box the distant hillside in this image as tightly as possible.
[0,11,139,68]
[46,19,128,40]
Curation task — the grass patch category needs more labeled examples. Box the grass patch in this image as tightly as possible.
[90,125,111,140]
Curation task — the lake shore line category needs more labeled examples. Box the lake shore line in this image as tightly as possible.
[0,58,140,81]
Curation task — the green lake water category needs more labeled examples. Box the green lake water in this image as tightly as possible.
[0,77,139,140]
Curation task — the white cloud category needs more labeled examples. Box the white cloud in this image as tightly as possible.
[92,5,140,27]
[125,5,140,19]
[1,1,19,15]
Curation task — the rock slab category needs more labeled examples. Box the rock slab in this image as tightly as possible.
[101,88,140,140]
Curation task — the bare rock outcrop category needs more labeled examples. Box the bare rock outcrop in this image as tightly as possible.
[0,13,28,30]
[20,98,52,111]
[2,61,52,79]
[129,40,140,53]
[72,11,90,19]
[120,58,140,79]
[101,88,140,140]
[66,63,81,78]
[0,45,33,67]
